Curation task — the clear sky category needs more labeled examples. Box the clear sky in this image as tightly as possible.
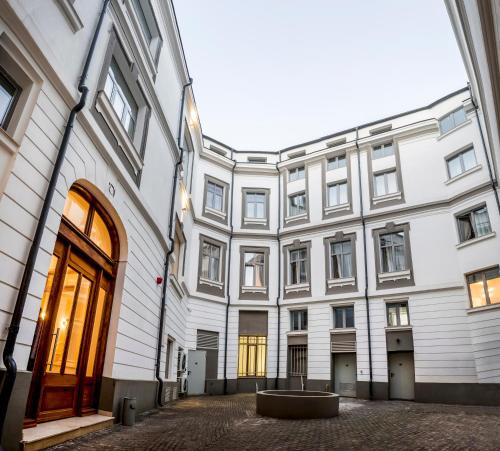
[173,0,468,151]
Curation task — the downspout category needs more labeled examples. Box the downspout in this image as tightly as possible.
[223,149,236,394]
[355,127,373,400]
[155,77,193,407]
[467,83,500,215]
[274,153,282,389]
[0,0,110,444]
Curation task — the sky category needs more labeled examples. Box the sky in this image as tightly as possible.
[173,0,468,151]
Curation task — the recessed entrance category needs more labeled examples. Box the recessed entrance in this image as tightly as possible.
[25,186,118,426]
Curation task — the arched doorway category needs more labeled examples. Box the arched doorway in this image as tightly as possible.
[25,185,118,426]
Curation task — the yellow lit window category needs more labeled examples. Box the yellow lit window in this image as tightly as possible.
[238,335,267,377]
[467,267,500,308]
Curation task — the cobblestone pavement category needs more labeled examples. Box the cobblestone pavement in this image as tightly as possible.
[50,394,500,451]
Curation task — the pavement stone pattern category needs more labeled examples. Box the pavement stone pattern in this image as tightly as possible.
[49,394,500,450]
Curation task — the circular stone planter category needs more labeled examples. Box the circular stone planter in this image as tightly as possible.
[256,390,339,419]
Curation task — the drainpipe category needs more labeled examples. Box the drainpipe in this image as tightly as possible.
[467,83,500,215]
[0,1,110,445]
[155,78,193,407]
[355,127,373,400]
[223,149,236,394]
[274,154,282,389]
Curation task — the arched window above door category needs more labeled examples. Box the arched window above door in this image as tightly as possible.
[62,188,114,258]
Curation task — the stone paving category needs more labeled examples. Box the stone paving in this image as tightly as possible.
[50,394,500,450]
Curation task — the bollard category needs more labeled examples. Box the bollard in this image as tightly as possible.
[122,397,136,426]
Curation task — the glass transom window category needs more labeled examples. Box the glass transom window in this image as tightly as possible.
[439,108,467,134]
[372,142,394,159]
[246,192,265,219]
[328,181,348,207]
[374,170,398,197]
[447,147,477,179]
[206,181,224,211]
[104,58,138,137]
[380,232,405,273]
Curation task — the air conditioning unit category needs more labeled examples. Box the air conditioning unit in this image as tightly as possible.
[178,375,188,394]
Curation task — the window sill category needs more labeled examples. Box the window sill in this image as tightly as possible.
[96,92,143,173]
[241,286,267,293]
[199,277,223,289]
[456,231,496,249]
[330,327,356,334]
[169,274,185,299]
[324,203,350,214]
[445,164,482,185]
[285,213,307,224]
[205,206,227,220]
[378,269,411,283]
[285,283,310,293]
[243,217,267,225]
[437,119,472,141]
[56,0,83,32]
[373,191,402,205]
[467,303,500,314]
[385,325,412,332]
[327,277,355,288]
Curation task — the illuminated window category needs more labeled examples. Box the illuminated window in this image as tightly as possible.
[467,267,500,308]
[238,336,267,377]
[386,302,409,327]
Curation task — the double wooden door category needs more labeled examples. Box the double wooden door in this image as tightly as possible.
[26,235,113,424]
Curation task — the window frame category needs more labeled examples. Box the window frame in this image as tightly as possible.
[202,175,229,225]
[288,166,305,182]
[373,169,398,197]
[323,233,357,294]
[288,192,307,217]
[239,246,269,300]
[197,235,226,297]
[238,335,267,378]
[372,142,394,160]
[330,240,353,279]
[289,248,308,285]
[445,146,478,180]
[130,0,163,68]
[332,305,355,329]
[379,232,406,273]
[456,204,492,243]
[283,241,311,299]
[386,302,410,327]
[327,180,348,207]
[241,188,270,230]
[439,107,467,135]
[327,154,346,170]
[466,266,500,309]
[0,67,20,130]
[290,309,308,331]
[288,344,307,377]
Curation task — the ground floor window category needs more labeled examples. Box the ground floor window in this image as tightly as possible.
[288,345,307,376]
[238,336,267,377]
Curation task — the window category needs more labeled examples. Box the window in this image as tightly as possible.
[457,206,492,243]
[206,181,224,211]
[467,267,500,308]
[201,243,220,282]
[131,0,162,63]
[447,147,477,178]
[327,155,346,170]
[171,228,183,277]
[289,192,306,216]
[104,58,138,137]
[374,170,398,196]
[439,107,467,134]
[373,142,394,159]
[330,241,353,279]
[289,166,305,182]
[380,232,405,273]
[327,181,348,207]
[246,192,266,219]
[289,248,308,285]
[238,336,267,377]
[290,310,307,331]
[244,252,265,287]
[387,302,409,327]
[288,345,307,376]
[333,306,354,328]
[0,69,19,129]
[165,338,174,378]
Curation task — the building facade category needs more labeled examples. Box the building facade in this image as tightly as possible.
[0,1,499,450]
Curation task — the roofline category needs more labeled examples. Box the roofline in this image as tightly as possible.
[203,86,469,155]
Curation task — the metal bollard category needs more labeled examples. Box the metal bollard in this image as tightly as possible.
[122,397,136,426]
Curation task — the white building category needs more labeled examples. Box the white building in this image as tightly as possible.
[0,1,499,450]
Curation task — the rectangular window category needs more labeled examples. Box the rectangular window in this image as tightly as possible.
[289,192,306,216]
[327,155,346,170]
[206,181,224,211]
[380,232,405,273]
[289,248,308,285]
[289,166,305,182]
[238,336,267,377]
[467,267,500,308]
[447,147,477,178]
[244,252,265,287]
[246,192,266,219]
[201,243,220,281]
[333,306,354,328]
[288,345,307,376]
[387,302,410,327]
[0,69,19,129]
[172,230,182,277]
[330,241,353,279]
[104,58,138,137]
[457,206,492,242]
[439,107,467,134]
[327,181,348,206]
[165,338,174,378]
[374,170,398,196]
[372,142,394,159]
[290,310,308,331]
[131,0,162,62]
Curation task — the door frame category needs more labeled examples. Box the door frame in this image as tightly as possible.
[388,351,415,401]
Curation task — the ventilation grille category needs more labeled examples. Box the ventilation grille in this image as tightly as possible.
[331,340,356,353]
[196,330,219,349]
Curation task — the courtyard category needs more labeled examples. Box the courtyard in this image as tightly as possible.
[49,394,500,450]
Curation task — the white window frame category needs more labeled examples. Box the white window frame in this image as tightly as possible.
[327,181,348,207]
[439,107,467,135]
[289,166,305,182]
[206,180,224,212]
[288,192,306,217]
[379,232,406,273]
[289,248,308,285]
[372,142,394,159]
[243,251,265,288]
[374,170,398,197]
[327,155,346,170]
[290,309,308,331]
[201,242,221,282]
[245,192,266,219]
[330,240,353,279]
[332,305,355,329]
[446,147,477,179]
[457,206,492,243]
[386,302,410,327]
